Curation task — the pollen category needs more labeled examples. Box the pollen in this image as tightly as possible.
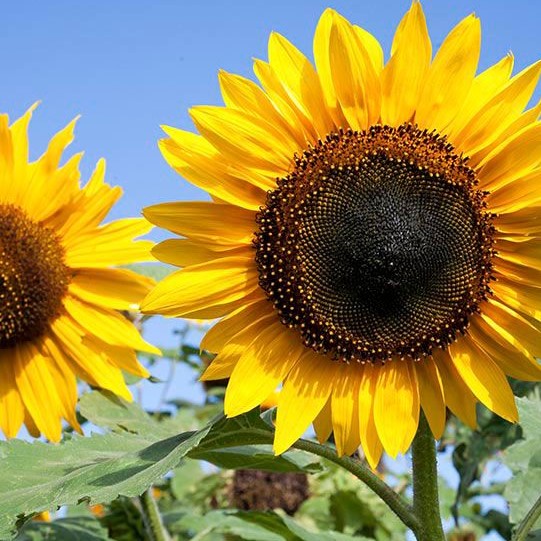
[254,124,495,363]
[0,204,70,348]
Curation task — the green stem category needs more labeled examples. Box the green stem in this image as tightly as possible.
[139,488,171,541]
[411,412,445,541]
[292,438,421,534]
[513,493,541,541]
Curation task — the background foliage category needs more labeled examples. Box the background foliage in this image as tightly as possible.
[2,302,541,541]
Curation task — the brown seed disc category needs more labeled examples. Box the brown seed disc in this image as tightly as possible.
[0,204,70,348]
[254,124,495,363]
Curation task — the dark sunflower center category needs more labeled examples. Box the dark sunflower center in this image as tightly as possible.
[255,124,495,363]
[0,204,70,348]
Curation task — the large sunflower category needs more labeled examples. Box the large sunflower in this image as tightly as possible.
[0,106,159,442]
[142,4,541,467]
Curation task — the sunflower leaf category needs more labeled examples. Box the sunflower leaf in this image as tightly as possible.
[190,444,322,473]
[0,394,210,540]
[503,396,541,528]
[170,510,369,541]
[15,516,111,541]
[0,393,328,539]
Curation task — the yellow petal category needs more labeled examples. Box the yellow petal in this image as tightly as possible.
[313,398,333,444]
[190,105,295,173]
[143,202,255,246]
[64,218,153,268]
[0,354,25,438]
[313,9,347,127]
[448,339,517,422]
[353,24,384,73]
[50,316,132,401]
[358,365,383,469]
[495,206,541,236]
[415,14,481,132]
[201,314,275,381]
[152,238,250,268]
[55,160,123,241]
[415,358,446,439]
[219,71,300,146]
[268,32,335,136]
[492,277,541,322]
[455,61,541,156]
[477,123,541,191]
[381,2,431,125]
[328,11,381,130]
[0,114,15,202]
[13,343,62,442]
[274,350,337,455]
[469,99,541,168]
[253,59,317,145]
[10,103,38,190]
[447,54,514,140]
[225,324,302,416]
[433,349,477,428]
[488,168,541,213]
[201,300,273,353]
[331,364,361,456]
[162,124,277,192]
[63,296,160,355]
[481,298,541,358]
[69,268,154,310]
[141,257,260,318]
[374,361,419,458]
[41,335,82,432]
[159,136,267,212]
[468,315,541,381]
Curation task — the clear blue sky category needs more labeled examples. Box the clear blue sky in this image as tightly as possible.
[2,4,539,538]
[2,1,540,225]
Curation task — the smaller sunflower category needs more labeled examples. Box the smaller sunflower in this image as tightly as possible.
[0,105,159,441]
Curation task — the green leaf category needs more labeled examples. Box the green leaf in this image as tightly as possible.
[279,514,369,541]
[174,511,290,541]
[170,460,206,500]
[171,510,369,541]
[191,445,321,474]
[2,392,333,540]
[503,396,541,528]
[15,517,111,541]
[0,393,211,539]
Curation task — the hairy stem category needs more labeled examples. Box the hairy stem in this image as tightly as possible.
[292,438,421,534]
[139,488,171,541]
[411,412,445,541]
[513,493,541,541]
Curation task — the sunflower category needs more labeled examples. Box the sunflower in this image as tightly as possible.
[0,105,159,441]
[142,4,541,467]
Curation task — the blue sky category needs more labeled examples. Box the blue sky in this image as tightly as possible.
[2,0,540,226]
[2,3,539,537]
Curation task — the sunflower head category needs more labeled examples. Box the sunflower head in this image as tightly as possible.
[143,3,541,467]
[0,106,159,441]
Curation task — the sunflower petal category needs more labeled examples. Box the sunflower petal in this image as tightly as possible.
[358,365,384,469]
[449,339,517,422]
[225,324,303,416]
[331,364,362,456]
[415,358,446,439]
[433,349,477,428]
[381,2,431,125]
[143,202,255,246]
[0,354,25,438]
[274,351,337,455]
[415,14,481,132]
[374,361,420,457]
[141,257,260,318]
